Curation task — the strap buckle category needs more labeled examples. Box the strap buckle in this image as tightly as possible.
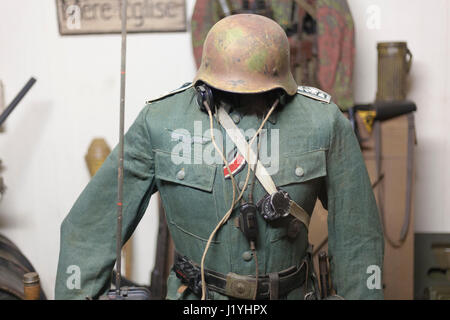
[225,273,258,300]
[304,291,317,300]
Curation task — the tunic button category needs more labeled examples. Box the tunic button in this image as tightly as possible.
[239,180,246,190]
[295,166,304,177]
[242,251,253,261]
[176,169,185,180]
[231,113,241,124]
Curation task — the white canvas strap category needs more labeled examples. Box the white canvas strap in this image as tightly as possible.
[217,107,310,229]
[217,107,277,194]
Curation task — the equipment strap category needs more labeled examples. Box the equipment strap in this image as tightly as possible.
[374,113,415,248]
[217,107,277,193]
[268,272,280,300]
[217,107,310,229]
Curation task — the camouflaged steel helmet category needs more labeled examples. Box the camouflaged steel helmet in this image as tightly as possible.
[193,14,298,95]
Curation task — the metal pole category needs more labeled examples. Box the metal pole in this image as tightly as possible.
[116,0,127,295]
[0,77,36,127]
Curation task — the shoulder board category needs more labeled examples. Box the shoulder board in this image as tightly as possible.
[145,82,193,104]
[297,86,331,104]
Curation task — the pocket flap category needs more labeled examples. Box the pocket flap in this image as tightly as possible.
[154,150,216,192]
[273,149,327,187]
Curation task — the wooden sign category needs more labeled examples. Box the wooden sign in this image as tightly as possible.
[56,0,186,35]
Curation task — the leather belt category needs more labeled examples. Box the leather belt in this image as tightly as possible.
[174,253,307,300]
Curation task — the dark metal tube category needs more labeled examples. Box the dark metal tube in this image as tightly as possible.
[116,0,127,295]
[0,77,36,127]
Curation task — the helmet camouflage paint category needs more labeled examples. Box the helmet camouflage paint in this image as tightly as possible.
[193,14,298,96]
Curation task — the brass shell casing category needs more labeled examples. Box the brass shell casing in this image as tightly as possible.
[23,272,40,300]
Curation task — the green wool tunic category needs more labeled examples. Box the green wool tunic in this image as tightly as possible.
[55,85,384,300]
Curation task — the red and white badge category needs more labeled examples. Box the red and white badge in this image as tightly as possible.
[223,153,246,179]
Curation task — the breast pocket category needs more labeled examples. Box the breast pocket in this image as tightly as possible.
[275,147,326,178]
[154,150,218,241]
[268,149,327,242]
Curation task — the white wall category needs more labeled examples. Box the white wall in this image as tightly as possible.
[0,0,448,299]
